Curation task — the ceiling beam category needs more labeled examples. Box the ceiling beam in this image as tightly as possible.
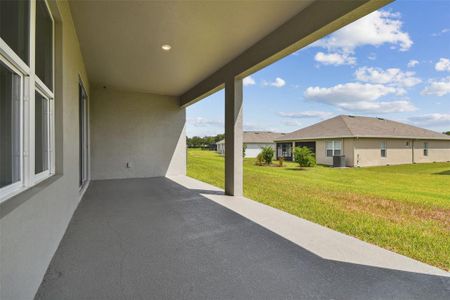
[180,0,393,107]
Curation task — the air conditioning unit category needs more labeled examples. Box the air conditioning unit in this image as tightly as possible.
[333,155,346,168]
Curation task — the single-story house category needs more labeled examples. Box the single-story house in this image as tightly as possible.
[275,115,450,167]
[217,131,285,157]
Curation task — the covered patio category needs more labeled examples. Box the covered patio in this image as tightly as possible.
[2,1,449,299]
[35,176,449,299]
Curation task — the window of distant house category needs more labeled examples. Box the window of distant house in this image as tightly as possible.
[326,140,341,157]
[381,142,387,158]
[0,0,55,201]
[424,142,429,157]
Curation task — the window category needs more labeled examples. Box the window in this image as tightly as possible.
[381,142,387,158]
[0,0,55,201]
[0,0,30,64]
[277,143,292,158]
[36,0,53,90]
[79,81,89,187]
[35,91,49,174]
[0,61,22,190]
[326,140,342,157]
[424,142,428,157]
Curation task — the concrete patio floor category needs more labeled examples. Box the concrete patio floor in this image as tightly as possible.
[36,176,450,299]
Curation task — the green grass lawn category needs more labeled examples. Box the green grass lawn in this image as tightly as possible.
[187,148,450,271]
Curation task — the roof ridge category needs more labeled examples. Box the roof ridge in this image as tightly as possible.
[339,115,355,136]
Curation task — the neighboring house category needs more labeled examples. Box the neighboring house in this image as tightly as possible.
[275,115,450,167]
[217,131,286,158]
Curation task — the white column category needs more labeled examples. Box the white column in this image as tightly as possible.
[224,78,243,196]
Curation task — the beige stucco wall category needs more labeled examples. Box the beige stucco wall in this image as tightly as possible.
[354,138,450,167]
[314,140,330,166]
[0,2,90,299]
[413,140,450,164]
[90,87,186,180]
[315,139,354,166]
[300,137,450,167]
[343,138,355,167]
[355,138,413,167]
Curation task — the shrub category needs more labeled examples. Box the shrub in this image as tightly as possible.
[255,153,264,166]
[261,146,274,165]
[278,156,284,167]
[294,146,316,168]
[243,144,247,158]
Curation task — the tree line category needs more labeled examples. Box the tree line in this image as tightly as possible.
[187,134,224,148]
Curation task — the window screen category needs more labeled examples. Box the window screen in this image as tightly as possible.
[35,91,49,174]
[35,0,53,90]
[0,61,21,188]
[0,0,30,64]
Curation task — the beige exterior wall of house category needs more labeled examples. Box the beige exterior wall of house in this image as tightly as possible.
[413,140,450,164]
[354,138,413,167]
[343,139,355,167]
[0,2,90,299]
[315,140,332,166]
[291,138,450,167]
[91,87,186,180]
[354,138,450,167]
[314,139,354,166]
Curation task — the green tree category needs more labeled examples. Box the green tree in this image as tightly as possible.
[444,131,450,136]
[261,146,274,165]
[294,146,316,168]
[214,134,225,142]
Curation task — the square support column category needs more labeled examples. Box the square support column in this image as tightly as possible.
[224,78,243,196]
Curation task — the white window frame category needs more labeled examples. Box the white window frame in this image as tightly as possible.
[33,87,52,183]
[79,79,89,189]
[381,141,387,158]
[0,0,55,202]
[0,56,25,198]
[326,140,342,157]
[423,142,429,157]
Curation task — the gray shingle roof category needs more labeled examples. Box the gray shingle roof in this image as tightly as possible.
[217,131,286,144]
[275,115,450,141]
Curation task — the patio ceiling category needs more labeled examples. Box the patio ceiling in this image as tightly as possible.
[69,0,312,95]
[69,0,391,102]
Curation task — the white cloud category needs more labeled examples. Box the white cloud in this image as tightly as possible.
[421,77,450,96]
[313,10,412,53]
[187,117,223,127]
[244,123,278,132]
[368,53,377,60]
[337,100,416,113]
[243,76,256,86]
[283,120,303,127]
[305,83,396,102]
[354,67,421,88]
[409,113,450,126]
[407,60,419,68]
[304,82,416,113]
[314,52,355,66]
[435,58,450,72]
[263,77,286,88]
[432,28,450,37]
[278,111,333,119]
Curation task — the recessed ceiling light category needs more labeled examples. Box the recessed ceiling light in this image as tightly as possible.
[161,44,172,51]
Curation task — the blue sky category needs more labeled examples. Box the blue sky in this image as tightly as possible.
[187,0,450,137]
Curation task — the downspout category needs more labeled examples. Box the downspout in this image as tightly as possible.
[412,139,415,164]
